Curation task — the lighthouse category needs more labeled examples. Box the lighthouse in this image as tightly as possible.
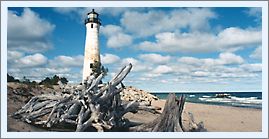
[82,9,102,82]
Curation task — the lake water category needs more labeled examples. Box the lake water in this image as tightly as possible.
[151,92,262,109]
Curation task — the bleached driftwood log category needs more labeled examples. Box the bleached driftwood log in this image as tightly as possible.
[185,112,207,132]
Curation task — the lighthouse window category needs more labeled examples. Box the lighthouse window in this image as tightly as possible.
[91,24,93,28]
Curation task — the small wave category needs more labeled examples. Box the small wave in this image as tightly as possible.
[202,95,212,98]
[199,98,206,101]
[230,96,262,104]
[198,96,262,105]
[230,96,257,100]
[189,95,195,97]
[200,98,232,103]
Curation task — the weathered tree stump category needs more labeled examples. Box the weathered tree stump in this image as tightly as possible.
[130,93,186,132]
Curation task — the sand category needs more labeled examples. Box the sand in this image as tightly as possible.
[8,96,262,132]
[8,98,262,132]
[151,99,262,132]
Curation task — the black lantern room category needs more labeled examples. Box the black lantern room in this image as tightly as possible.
[85,9,101,25]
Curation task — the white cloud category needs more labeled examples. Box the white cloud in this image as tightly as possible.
[8,8,55,53]
[53,7,79,14]
[245,7,262,23]
[136,52,246,82]
[101,53,120,64]
[138,27,261,53]
[107,33,133,48]
[139,53,171,64]
[217,27,261,51]
[101,25,122,36]
[7,50,24,61]
[192,71,210,77]
[44,67,71,74]
[178,52,244,66]
[101,25,133,48]
[250,46,262,60]
[49,55,84,67]
[121,8,216,37]
[175,54,260,81]
[177,57,203,66]
[218,52,244,65]
[246,8,261,16]
[144,73,161,78]
[180,64,259,83]
[152,65,173,74]
[218,72,258,78]
[9,53,48,68]
[240,63,262,72]
[121,57,149,72]
[178,52,244,67]
[137,31,212,53]
[53,7,147,22]
[95,7,128,16]
[20,53,47,66]
[54,7,127,17]
[142,58,261,85]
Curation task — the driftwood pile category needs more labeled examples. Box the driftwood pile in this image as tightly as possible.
[12,63,205,132]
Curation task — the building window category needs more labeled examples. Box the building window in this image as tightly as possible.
[91,24,93,28]
[90,63,93,68]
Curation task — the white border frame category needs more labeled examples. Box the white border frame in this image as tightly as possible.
[1,1,268,138]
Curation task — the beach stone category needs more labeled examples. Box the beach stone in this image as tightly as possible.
[120,86,159,107]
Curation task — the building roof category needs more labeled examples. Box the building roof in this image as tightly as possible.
[87,9,99,16]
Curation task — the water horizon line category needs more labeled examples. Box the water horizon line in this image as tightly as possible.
[149,90,262,93]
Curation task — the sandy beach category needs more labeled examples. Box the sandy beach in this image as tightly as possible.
[125,100,262,132]
[151,100,262,132]
[8,96,262,132]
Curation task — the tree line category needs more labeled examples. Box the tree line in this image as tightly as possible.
[7,74,68,86]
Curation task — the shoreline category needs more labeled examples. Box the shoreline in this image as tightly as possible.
[186,101,262,110]
[159,98,262,109]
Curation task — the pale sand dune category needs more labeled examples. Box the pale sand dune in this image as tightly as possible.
[151,100,262,132]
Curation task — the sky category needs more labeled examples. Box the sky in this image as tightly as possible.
[7,7,262,92]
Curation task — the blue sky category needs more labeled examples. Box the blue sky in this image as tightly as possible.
[7,7,262,92]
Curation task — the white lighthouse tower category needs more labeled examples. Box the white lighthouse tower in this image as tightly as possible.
[82,9,101,82]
